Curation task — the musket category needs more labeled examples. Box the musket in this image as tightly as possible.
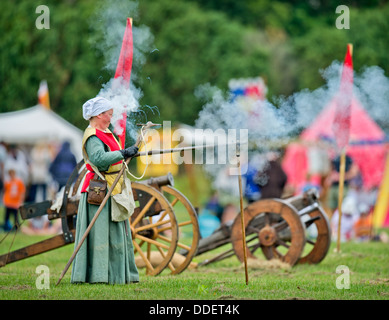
[133,142,245,157]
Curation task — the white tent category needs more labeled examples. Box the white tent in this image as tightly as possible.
[0,105,83,160]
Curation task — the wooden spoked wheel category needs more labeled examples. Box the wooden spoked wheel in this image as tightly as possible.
[230,199,306,266]
[70,162,87,198]
[298,206,331,264]
[160,185,200,275]
[130,182,178,276]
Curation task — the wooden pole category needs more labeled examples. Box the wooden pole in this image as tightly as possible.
[335,44,353,252]
[336,149,347,252]
[56,123,153,286]
[236,141,249,285]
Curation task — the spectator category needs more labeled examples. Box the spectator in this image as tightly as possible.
[327,154,359,214]
[28,142,52,202]
[203,191,238,224]
[2,168,25,231]
[198,208,221,238]
[3,144,29,186]
[353,203,372,242]
[256,151,287,199]
[0,141,7,204]
[243,155,263,203]
[49,141,77,191]
[204,191,224,221]
[331,196,359,242]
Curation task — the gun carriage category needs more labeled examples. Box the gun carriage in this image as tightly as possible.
[0,161,331,276]
[192,189,331,267]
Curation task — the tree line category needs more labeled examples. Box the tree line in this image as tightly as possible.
[0,0,388,130]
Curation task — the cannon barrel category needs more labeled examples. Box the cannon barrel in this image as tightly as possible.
[140,172,174,188]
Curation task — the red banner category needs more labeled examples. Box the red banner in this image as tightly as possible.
[114,17,133,148]
[333,44,353,149]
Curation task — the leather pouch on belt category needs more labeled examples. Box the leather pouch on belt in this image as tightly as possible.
[87,174,107,205]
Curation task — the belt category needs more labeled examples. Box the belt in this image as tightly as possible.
[104,170,121,175]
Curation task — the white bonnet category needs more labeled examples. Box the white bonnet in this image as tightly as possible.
[82,97,113,120]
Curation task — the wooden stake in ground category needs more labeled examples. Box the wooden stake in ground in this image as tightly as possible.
[336,149,347,253]
[334,44,353,252]
[236,141,249,285]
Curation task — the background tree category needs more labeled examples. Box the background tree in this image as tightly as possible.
[0,0,388,131]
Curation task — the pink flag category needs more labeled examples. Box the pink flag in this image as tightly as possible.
[333,44,353,149]
[114,18,133,148]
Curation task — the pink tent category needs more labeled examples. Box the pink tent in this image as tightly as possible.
[282,142,309,192]
[283,96,388,190]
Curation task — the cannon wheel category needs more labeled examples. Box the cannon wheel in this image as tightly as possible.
[130,182,179,276]
[230,199,306,266]
[70,164,87,198]
[160,185,200,275]
[298,207,331,264]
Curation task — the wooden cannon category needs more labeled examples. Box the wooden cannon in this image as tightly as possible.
[188,188,331,267]
[0,160,200,277]
[1,158,330,276]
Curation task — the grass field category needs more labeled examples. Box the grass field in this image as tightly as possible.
[1,230,388,301]
[1,167,388,302]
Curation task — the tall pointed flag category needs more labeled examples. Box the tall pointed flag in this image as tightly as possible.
[333,44,353,149]
[38,80,50,109]
[333,44,353,253]
[114,17,133,148]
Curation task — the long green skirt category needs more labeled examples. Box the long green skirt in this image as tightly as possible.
[70,193,139,284]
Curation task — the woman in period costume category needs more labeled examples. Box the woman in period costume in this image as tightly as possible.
[71,97,139,284]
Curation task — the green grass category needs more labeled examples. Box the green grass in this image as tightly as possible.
[1,231,388,300]
[1,168,388,300]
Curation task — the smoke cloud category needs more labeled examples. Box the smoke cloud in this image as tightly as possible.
[354,66,389,132]
[89,0,156,141]
[195,61,389,196]
[196,61,389,144]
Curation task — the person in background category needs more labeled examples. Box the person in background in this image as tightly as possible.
[331,196,359,242]
[49,141,77,192]
[243,155,262,204]
[204,191,224,221]
[0,142,7,206]
[256,151,287,199]
[353,203,372,242]
[29,142,52,202]
[2,168,25,231]
[327,154,359,214]
[3,144,29,186]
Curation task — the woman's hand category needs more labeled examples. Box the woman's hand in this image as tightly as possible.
[120,145,139,159]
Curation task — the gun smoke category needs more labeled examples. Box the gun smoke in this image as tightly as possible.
[87,1,389,198]
[89,0,156,142]
[195,61,389,195]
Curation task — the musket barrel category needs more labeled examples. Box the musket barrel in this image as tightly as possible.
[134,142,244,157]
